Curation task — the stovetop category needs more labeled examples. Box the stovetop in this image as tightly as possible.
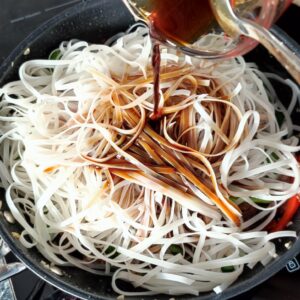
[1,1,300,299]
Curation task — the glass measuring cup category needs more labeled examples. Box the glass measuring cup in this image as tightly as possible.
[123,0,292,58]
[123,0,300,84]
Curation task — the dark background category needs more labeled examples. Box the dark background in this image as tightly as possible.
[0,1,300,299]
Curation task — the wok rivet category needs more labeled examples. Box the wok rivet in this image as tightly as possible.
[23,48,31,56]
[4,211,15,224]
[285,241,292,249]
[50,265,63,276]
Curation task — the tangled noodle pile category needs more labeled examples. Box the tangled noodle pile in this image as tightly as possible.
[0,27,299,295]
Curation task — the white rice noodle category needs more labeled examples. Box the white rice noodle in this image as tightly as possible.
[0,27,299,296]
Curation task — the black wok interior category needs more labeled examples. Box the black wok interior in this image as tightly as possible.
[0,0,300,299]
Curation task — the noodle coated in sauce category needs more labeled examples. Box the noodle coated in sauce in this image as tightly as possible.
[148,0,215,119]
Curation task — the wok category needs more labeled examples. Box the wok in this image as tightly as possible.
[0,0,300,299]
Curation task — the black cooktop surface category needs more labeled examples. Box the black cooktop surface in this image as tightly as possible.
[1,1,300,300]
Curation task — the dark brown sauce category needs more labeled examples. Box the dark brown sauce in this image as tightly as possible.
[150,41,161,120]
[148,0,215,119]
[149,0,214,46]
